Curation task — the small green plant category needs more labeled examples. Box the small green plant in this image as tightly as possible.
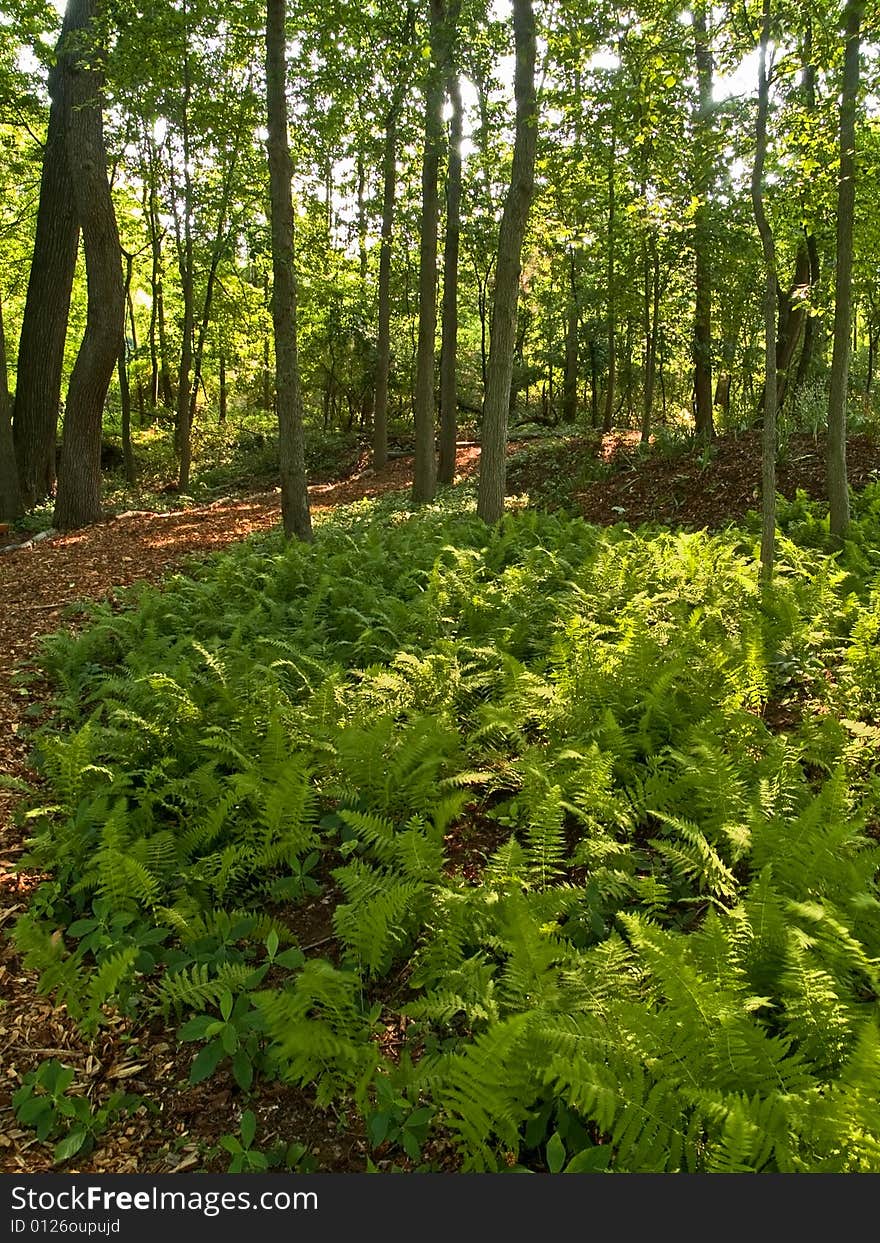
[218,1110,316,1173]
[179,986,271,1091]
[366,1077,434,1162]
[12,1059,145,1165]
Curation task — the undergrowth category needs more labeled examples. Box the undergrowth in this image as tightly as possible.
[12,483,880,1172]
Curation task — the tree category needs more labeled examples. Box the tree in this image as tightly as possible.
[691,0,714,440]
[12,5,80,508]
[751,0,776,583]
[53,0,125,532]
[827,0,864,539]
[0,296,21,520]
[438,61,463,485]
[411,0,447,504]
[476,0,537,524]
[265,0,312,541]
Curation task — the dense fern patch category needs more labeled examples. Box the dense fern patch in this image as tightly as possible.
[14,485,880,1171]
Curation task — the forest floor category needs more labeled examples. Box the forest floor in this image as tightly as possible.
[2,426,879,1172]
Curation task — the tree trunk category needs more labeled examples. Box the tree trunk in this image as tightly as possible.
[13,7,80,508]
[562,248,579,423]
[641,235,660,442]
[53,0,125,532]
[173,14,195,494]
[373,102,399,470]
[692,1,714,440]
[751,0,777,583]
[265,0,312,542]
[827,0,863,539]
[118,251,137,483]
[0,298,22,520]
[219,351,227,424]
[438,67,463,485]
[603,128,616,433]
[476,0,537,524]
[411,0,446,504]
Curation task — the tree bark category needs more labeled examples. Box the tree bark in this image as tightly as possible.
[265,0,312,541]
[373,102,399,470]
[751,0,776,584]
[827,0,863,539]
[0,298,22,520]
[12,7,80,508]
[53,0,125,532]
[692,1,714,440]
[562,248,579,423]
[411,0,446,504]
[438,67,463,485]
[119,254,136,484]
[476,0,537,524]
[602,128,616,433]
[173,9,195,493]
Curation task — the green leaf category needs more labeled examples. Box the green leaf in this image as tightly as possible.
[274,947,305,970]
[54,1129,88,1164]
[546,1131,566,1174]
[564,1145,612,1173]
[232,1049,253,1091]
[266,930,279,959]
[220,1023,239,1055]
[219,989,233,1022]
[189,1039,224,1085]
[179,1014,214,1042]
[240,1109,257,1150]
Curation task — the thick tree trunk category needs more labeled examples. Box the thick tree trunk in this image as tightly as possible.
[476,0,537,524]
[692,1,714,440]
[373,103,399,470]
[53,0,125,532]
[13,9,80,508]
[0,299,21,520]
[752,0,776,583]
[411,0,446,504]
[265,0,312,542]
[438,68,463,485]
[827,0,863,539]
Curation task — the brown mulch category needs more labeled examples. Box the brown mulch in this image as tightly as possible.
[576,431,880,527]
[2,428,878,1173]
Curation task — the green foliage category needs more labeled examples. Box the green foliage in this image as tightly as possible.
[13,489,880,1171]
[12,1060,146,1166]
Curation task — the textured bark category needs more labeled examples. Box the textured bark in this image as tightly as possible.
[562,249,579,424]
[119,251,136,483]
[641,236,660,443]
[438,68,463,485]
[751,0,777,583]
[827,0,864,538]
[13,8,80,508]
[173,18,195,493]
[411,0,446,504]
[373,103,399,470]
[54,0,125,531]
[265,0,312,541]
[692,1,714,440]
[602,130,616,433]
[476,0,537,524]
[0,299,21,520]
